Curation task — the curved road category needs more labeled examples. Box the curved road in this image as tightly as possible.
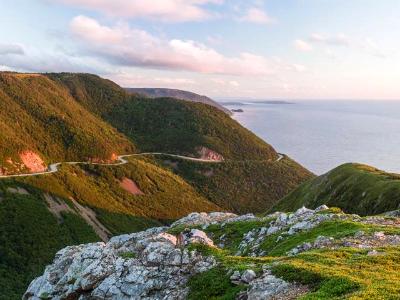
[0,152,285,179]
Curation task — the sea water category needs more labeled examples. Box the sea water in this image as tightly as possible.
[223,100,400,175]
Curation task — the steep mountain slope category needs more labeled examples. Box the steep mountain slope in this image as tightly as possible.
[48,73,279,160]
[273,163,400,215]
[0,72,135,174]
[106,97,279,160]
[126,87,232,115]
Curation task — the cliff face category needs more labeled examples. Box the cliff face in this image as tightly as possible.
[24,207,400,299]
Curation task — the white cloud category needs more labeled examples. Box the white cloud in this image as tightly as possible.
[309,33,350,46]
[294,39,313,52]
[0,43,25,55]
[54,0,223,22]
[239,7,274,24]
[0,45,106,73]
[360,38,388,58]
[307,33,391,58]
[70,15,279,76]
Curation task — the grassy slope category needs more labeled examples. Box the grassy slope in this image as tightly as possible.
[0,182,100,300]
[0,73,135,170]
[179,216,400,299]
[273,163,400,216]
[157,155,314,214]
[19,157,220,221]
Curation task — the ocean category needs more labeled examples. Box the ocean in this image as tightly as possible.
[223,100,400,175]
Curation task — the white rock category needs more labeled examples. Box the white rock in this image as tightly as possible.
[315,205,329,212]
[267,226,280,235]
[23,223,217,300]
[241,269,257,283]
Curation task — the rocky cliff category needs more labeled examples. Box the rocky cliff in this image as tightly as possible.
[24,207,400,299]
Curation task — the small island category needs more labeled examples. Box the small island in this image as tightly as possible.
[231,108,244,113]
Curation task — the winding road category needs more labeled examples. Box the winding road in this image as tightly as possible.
[0,152,285,179]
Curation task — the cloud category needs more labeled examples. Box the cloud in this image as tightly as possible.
[108,72,197,88]
[239,7,274,24]
[309,33,350,46]
[360,38,388,58]
[70,15,278,76]
[0,43,25,55]
[307,33,391,58]
[0,46,106,73]
[54,0,223,22]
[211,78,240,87]
[294,39,313,52]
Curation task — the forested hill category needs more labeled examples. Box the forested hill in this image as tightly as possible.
[47,72,279,161]
[125,87,232,115]
[0,72,314,299]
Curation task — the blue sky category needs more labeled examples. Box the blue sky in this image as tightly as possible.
[1,0,399,100]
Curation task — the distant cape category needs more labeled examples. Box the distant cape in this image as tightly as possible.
[126,88,232,115]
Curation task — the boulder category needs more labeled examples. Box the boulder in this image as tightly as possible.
[241,269,257,283]
[23,228,216,300]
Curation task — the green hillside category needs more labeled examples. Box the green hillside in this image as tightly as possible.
[156,155,313,214]
[48,73,278,160]
[0,72,135,173]
[0,72,314,298]
[0,181,100,299]
[273,163,400,215]
[0,157,220,299]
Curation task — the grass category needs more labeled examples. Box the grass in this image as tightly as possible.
[205,219,273,252]
[119,252,136,259]
[272,247,400,299]
[19,158,219,221]
[274,163,400,216]
[187,266,246,300]
[259,220,366,256]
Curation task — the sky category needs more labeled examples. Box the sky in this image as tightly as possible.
[0,0,400,100]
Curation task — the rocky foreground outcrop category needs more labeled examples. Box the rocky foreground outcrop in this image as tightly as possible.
[24,208,400,300]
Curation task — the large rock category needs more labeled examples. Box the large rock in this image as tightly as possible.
[23,227,216,300]
[171,212,237,228]
[178,229,214,247]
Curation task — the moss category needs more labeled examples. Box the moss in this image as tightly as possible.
[272,247,400,299]
[187,266,246,300]
[119,252,136,259]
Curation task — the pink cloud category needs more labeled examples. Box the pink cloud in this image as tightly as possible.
[294,39,313,52]
[70,15,277,76]
[55,0,223,22]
